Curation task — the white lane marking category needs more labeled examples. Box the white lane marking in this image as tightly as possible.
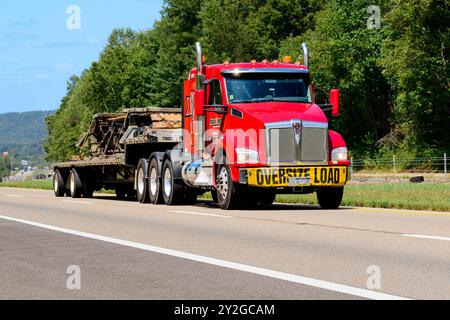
[5,195,25,198]
[403,234,450,242]
[62,200,93,205]
[171,210,231,219]
[0,214,409,300]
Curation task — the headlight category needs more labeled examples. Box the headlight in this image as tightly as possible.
[235,148,259,164]
[331,147,348,161]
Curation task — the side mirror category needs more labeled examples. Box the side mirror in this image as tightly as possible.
[194,89,205,116]
[330,89,340,116]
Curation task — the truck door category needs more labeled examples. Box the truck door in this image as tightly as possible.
[204,79,225,156]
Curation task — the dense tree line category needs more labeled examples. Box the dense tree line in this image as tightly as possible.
[0,157,10,180]
[46,0,449,162]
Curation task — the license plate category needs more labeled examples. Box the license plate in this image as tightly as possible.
[246,167,348,188]
[289,177,311,187]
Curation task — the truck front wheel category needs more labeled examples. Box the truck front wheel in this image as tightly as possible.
[216,163,243,210]
[316,187,344,209]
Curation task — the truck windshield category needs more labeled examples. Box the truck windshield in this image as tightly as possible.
[224,72,312,104]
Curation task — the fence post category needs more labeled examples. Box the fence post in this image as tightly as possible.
[445,153,448,181]
[350,157,353,181]
[393,155,396,179]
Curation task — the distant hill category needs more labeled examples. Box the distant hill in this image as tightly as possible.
[0,111,54,167]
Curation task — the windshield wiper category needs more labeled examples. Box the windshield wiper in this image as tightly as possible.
[231,99,260,104]
[273,97,310,103]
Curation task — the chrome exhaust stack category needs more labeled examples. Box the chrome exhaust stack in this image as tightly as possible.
[301,43,309,68]
[195,42,203,89]
[194,42,205,159]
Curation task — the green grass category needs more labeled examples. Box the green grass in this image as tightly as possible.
[276,183,450,212]
[0,179,53,190]
[1,179,449,212]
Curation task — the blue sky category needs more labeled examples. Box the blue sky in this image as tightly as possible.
[0,0,164,113]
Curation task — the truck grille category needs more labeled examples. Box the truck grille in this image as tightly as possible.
[267,121,329,165]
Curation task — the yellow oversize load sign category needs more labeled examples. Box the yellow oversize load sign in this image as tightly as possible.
[247,167,348,187]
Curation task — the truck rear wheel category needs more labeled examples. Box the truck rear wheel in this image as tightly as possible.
[136,159,150,204]
[53,169,66,197]
[317,187,344,209]
[162,159,185,205]
[216,163,243,210]
[149,158,164,204]
[68,169,83,198]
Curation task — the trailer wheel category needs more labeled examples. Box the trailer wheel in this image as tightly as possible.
[216,161,244,210]
[149,158,164,204]
[53,170,66,197]
[316,187,344,209]
[162,159,184,205]
[68,169,83,198]
[136,159,150,204]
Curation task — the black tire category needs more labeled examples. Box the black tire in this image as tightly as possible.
[162,159,185,205]
[136,159,150,204]
[53,170,66,197]
[68,169,83,198]
[216,159,244,210]
[211,190,219,203]
[148,157,164,204]
[317,187,344,209]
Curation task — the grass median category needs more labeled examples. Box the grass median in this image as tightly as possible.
[1,179,449,212]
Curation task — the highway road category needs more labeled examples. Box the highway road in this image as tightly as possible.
[0,187,449,300]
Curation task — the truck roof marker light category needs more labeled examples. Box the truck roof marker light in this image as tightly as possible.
[262,59,268,64]
[282,56,292,64]
[224,60,230,65]
[273,60,279,64]
[251,60,257,65]
[295,61,301,66]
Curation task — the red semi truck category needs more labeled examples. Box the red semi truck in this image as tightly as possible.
[53,42,350,210]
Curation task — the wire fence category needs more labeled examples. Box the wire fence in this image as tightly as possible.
[350,153,449,177]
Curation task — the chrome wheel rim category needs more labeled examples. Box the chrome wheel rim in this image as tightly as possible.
[53,174,59,192]
[163,168,172,197]
[70,172,75,195]
[137,167,145,195]
[216,167,228,201]
[150,167,158,196]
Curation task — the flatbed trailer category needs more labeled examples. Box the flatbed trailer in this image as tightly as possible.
[53,107,186,200]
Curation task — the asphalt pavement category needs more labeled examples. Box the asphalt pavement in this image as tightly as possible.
[0,187,449,300]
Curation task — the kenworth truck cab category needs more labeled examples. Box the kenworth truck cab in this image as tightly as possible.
[180,42,349,209]
[52,42,350,211]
